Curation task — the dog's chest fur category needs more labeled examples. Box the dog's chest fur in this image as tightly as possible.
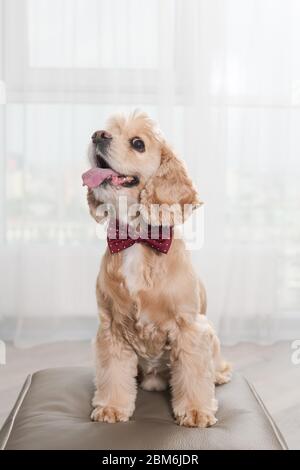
[120,244,169,360]
[121,244,145,295]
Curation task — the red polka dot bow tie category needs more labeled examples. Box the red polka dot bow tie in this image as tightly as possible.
[107,219,173,254]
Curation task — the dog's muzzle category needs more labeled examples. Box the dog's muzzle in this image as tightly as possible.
[92,130,112,156]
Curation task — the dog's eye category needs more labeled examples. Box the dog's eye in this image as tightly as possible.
[130,137,145,153]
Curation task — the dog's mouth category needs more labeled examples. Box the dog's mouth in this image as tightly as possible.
[96,156,140,188]
[82,155,140,189]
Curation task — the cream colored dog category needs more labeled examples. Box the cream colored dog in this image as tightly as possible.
[85,111,231,428]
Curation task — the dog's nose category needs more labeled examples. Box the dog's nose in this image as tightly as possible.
[91,130,112,144]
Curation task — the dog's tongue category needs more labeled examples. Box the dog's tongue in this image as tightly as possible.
[82,168,119,188]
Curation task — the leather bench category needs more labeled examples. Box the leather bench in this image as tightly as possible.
[0,367,287,450]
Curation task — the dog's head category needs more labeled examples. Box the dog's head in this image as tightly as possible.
[88,111,201,225]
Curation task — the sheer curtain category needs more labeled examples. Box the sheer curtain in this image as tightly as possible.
[0,0,299,346]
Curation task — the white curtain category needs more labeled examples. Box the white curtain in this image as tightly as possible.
[0,0,300,346]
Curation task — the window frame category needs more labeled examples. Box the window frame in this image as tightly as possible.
[3,0,165,104]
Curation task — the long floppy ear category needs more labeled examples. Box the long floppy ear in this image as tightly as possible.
[140,142,202,226]
[87,189,109,224]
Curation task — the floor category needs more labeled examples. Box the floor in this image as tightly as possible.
[0,341,299,449]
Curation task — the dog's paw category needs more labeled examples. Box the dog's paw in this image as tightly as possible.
[215,371,232,385]
[215,362,232,385]
[91,406,130,423]
[175,409,217,428]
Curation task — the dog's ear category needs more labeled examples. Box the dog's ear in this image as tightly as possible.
[140,141,202,226]
[87,189,108,224]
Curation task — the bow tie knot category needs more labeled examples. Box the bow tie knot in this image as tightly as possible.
[107,220,173,254]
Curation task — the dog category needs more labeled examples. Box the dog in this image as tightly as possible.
[84,111,231,427]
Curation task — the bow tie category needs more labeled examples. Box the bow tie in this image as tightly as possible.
[107,220,173,255]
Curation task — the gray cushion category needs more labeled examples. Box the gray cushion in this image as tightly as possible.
[0,367,287,450]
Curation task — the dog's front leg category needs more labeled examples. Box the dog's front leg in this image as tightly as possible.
[170,316,218,428]
[91,326,138,423]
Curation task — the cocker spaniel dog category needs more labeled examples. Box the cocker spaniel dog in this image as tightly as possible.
[83,111,231,428]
